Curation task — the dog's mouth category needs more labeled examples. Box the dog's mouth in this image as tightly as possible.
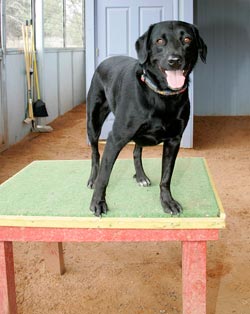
[160,68,188,91]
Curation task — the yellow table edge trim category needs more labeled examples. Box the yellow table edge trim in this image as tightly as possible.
[203,159,226,219]
[0,215,225,229]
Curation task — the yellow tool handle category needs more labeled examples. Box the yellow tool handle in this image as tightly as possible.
[30,24,41,99]
[28,97,34,120]
[22,25,31,90]
[22,23,35,121]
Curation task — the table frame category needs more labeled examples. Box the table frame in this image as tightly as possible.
[0,227,219,314]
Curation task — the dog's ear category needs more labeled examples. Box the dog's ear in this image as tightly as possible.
[192,26,207,63]
[135,24,155,64]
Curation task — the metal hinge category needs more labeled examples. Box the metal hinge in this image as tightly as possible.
[96,48,99,57]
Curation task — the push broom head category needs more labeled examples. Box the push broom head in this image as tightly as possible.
[33,99,49,117]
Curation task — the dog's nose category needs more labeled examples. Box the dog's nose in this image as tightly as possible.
[168,55,183,68]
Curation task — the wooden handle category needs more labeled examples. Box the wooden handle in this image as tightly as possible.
[30,24,41,99]
[22,24,31,90]
[22,23,34,120]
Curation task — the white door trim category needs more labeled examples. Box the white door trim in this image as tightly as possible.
[0,1,8,152]
[85,0,96,94]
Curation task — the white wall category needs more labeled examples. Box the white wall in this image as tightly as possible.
[4,50,85,146]
[2,0,86,148]
[194,0,250,115]
[43,50,85,122]
[5,53,31,144]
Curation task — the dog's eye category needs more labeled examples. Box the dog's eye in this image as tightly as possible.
[156,38,166,46]
[183,37,192,44]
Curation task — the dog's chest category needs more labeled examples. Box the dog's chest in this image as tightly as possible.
[133,117,182,146]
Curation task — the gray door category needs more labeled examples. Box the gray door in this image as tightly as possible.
[96,0,174,65]
[90,0,194,147]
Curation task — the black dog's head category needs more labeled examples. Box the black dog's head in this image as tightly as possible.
[135,21,207,91]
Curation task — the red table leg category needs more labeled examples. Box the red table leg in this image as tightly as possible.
[182,241,207,314]
[0,242,17,314]
[43,242,65,275]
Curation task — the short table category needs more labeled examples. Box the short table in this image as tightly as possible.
[0,158,225,314]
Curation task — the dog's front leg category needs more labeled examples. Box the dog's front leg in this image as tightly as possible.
[160,136,183,215]
[90,131,127,217]
[133,145,151,186]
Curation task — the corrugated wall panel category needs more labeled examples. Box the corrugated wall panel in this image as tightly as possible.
[5,50,85,146]
[194,0,250,115]
[72,51,85,106]
[44,50,85,118]
[44,52,59,122]
[58,52,73,115]
[6,54,30,145]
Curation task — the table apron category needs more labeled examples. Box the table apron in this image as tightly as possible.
[0,227,219,242]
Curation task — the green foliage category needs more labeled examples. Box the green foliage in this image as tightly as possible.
[44,0,64,47]
[6,0,31,48]
[6,0,84,49]
[44,0,83,48]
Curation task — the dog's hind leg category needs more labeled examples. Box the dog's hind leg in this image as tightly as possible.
[133,144,151,186]
[87,90,110,189]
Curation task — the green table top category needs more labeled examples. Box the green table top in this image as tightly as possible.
[0,158,225,229]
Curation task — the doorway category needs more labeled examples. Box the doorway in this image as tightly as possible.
[85,0,194,147]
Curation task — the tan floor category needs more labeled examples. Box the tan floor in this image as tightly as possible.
[0,104,250,314]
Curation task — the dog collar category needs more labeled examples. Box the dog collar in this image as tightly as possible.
[141,71,187,96]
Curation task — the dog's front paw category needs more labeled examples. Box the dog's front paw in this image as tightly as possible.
[160,192,183,215]
[133,174,151,187]
[90,199,108,217]
[161,199,183,215]
[160,187,183,215]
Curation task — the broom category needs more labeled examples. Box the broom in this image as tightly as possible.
[30,22,49,118]
[22,20,53,132]
[30,22,53,132]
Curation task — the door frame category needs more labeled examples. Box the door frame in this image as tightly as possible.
[85,0,194,148]
[85,0,96,94]
[0,0,8,152]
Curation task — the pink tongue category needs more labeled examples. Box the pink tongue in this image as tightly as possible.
[165,70,185,90]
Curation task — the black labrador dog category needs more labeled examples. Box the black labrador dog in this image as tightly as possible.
[87,21,207,217]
